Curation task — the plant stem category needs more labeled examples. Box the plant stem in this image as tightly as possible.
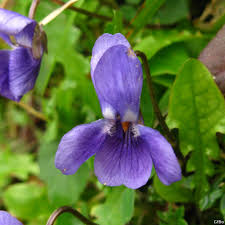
[29,0,40,19]
[0,0,10,8]
[51,0,111,21]
[51,0,176,30]
[39,0,79,26]
[135,50,175,143]
[13,101,47,121]
[46,206,98,225]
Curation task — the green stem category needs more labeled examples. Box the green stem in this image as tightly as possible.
[13,101,48,122]
[135,50,175,144]
[46,206,98,225]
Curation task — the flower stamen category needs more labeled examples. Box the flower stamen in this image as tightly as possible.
[122,121,130,133]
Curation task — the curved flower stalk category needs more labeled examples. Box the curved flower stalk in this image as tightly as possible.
[0,8,47,101]
[0,211,23,225]
[55,33,182,189]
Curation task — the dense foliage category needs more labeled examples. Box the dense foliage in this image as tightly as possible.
[0,0,225,224]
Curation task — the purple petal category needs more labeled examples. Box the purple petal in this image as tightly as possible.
[93,45,143,122]
[138,125,182,185]
[0,211,23,225]
[55,119,107,175]
[0,9,36,48]
[94,123,152,189]
[91,33,130,76]
[0,47,41,101]
[0,50,15,100]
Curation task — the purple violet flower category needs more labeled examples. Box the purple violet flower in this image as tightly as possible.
[0,211,23,225]
[0,9,47,101]
[55,33,182,189]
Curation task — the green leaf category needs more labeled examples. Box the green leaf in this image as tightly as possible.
[12,0,32,15]
[104,10,123,34]
[134,30,200,59]
[167,59,225,199]
[220,194,225,216]
[140,81,154,127]
[129,0,166,38]
[159,89,171,116]
[150,43,189,76]
[3,183,51,221]
[0,149,39,186]
[35,2,89,95]
[91,187,135,225]
[151,0,189,25]
[152,75,175,87]
[158,205,188,225]
[200,189,223,211]
[154,176,193,203]
[126,0,142,4]
[38,142,90,207]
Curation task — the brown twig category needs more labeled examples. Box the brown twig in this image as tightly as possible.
[135,50,176,144]
[29,0,40,19]
[0,0,10,8]
[126,1,146,39]
[46,206,98,225]
[51,0,176,30]
[51,0,111,21]
[13,101,47,121]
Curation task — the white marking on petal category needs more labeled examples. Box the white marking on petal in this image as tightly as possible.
[131,124,140,138]
[103,120,116,136]
[16,34,32,48]
[123,109,138,122]
[102,106,115,120]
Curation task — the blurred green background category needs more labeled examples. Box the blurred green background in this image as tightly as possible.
[0,0,225,224]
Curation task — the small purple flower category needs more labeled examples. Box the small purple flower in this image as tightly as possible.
[55,33,181,189]
[0,211,23,225]
[0,9,47,101]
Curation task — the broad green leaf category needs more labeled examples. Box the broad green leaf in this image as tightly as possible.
[152,75,175,87]
[167,59,225,199]
[0,149,39,186]
[3,183,51,221]
[129,0,165,39]
[38,142,90,207]
[151,0,189,25]
[91,187,135,225]
[150,44,189,76]
[154,176,193,203]
[134,30,200,59]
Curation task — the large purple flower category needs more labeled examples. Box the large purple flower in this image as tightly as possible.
[0,211,23,225]
[55,33,181,189]
[0,9,47,101]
